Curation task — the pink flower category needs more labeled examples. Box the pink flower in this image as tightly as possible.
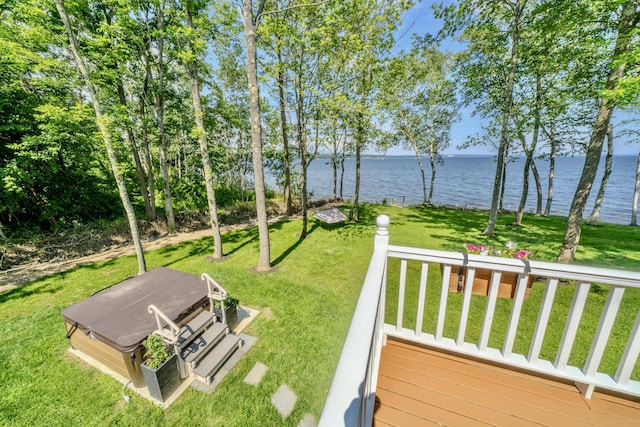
[515,250,531,259]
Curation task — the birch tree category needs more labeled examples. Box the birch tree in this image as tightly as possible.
[632,152,640,226]
[144,0,176,228]
[181,0,223,259]
[588,125,614,225]
[338,0,412,222]
[53,0,146,274]
[241,0,271,271]
[383,41,458,205]
[558,0,640,263]
[438,0,528,235]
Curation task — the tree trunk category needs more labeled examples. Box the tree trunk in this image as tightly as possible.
[632,152,640,226]
[353,114,363,222]
[295,72,309,238]
[513,146,531,226]
[300,142,308,237]
[332,138,338,202]
[151,6,175,229]
[514,71,542,225]
[530,72,543,217]
[54,0,146,274]
[499,151,508,212]
[413,145,428,204]
[139,75,156,220]
[558,1,637,263]
[339,148,345,201]
[588,125,614,225]
[116,82,152,219]
[185,8,223,260]
[531,159,543,215]
[276,42,292,215]
[544,131,557,216]
[484,1,522,235]
[242,0,271,271]
[428,153,436,205]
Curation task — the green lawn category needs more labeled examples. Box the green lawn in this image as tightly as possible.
[2,204,640,426]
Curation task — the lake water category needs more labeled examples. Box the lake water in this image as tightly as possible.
[297,155,639,225]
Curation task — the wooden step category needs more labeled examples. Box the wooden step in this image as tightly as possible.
[176,311,215,349]
[182,322,227,368]
[193,334,242,385]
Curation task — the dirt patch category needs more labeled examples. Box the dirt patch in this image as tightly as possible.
[0,200,339,294]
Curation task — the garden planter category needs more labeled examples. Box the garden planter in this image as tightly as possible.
[141,353,180,402]
[445,266,535,299]
[215,305,238,331]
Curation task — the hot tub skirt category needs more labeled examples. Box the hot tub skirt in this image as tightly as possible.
[66,322,145,387]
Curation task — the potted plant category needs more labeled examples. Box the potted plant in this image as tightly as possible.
[140,334,180,402]
[445,242,536,299]
[214,295,239,330]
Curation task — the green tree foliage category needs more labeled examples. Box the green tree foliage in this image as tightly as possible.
[0,0,120,230]
[6,104,118,228]
[382,38,458,205]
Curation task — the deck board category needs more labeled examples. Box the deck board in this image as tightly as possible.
[374,338,640,427]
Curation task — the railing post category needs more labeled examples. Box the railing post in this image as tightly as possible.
[147,304,180,342]
[375,215,390,251]
[201,273,229,325]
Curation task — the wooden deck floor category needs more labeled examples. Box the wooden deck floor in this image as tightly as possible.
[374,338,640,426]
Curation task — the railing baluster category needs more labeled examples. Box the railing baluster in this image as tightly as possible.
[616,308,640,385]
[584,286,626,377]
[323,216,640,425]
[479,270,502,352]
[502,274,530,358]
[371,259,387,392]
[397,259,407,332]
[457,267,476,346]
[415,262,429,336]
[555,281,591,370]
[436,263,451,341]
[529,277,559,364]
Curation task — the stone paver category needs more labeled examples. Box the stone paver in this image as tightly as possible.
[243,361,268,386]
[271,383,297,418]
[297,413,316,427]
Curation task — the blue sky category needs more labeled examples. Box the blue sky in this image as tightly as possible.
[382,1,638,157]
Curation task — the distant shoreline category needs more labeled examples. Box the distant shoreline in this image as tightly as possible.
[300,155,637,225]
[314,153,637,159]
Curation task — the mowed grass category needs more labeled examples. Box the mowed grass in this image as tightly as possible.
[2,204,640,426]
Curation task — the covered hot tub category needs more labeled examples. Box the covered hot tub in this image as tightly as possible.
[62,267,209,387]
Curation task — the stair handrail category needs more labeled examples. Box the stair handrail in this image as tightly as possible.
[147,304,180,344]
[201,273,229,325]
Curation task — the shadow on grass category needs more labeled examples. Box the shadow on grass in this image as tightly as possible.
[0,277,62,303]
[271,221,321,266]
[269,205,380,267]
[223,228,258,257]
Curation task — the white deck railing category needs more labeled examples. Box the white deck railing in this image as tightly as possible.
[319,215,640,426]
[319,215,389,427]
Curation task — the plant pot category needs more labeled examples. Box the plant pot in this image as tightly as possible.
[444,265,535,299]
[141,353,180,402]
[215,305,238,330]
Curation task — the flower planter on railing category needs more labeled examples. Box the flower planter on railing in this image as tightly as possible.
[446,265,536,299]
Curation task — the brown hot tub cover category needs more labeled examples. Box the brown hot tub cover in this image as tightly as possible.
[62,268,208,354]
